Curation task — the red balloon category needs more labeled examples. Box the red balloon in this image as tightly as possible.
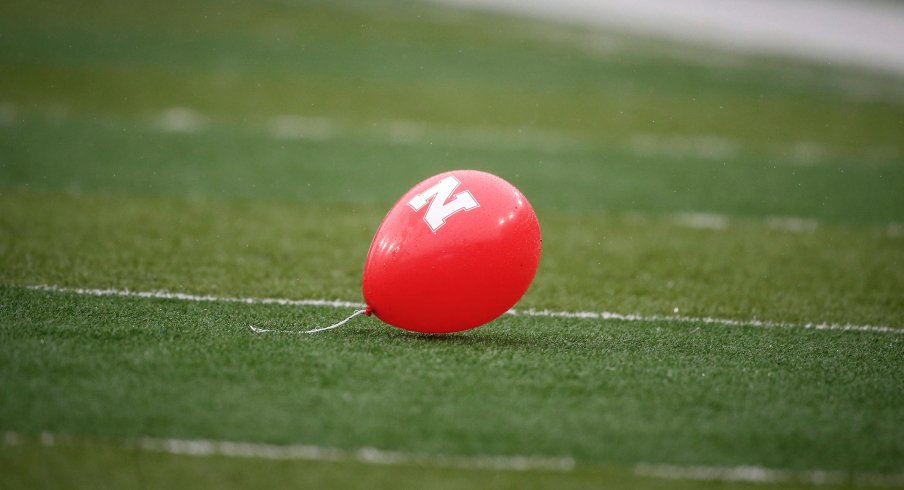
[362,170,541,333]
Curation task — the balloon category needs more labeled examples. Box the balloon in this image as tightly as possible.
[362,170,541,333]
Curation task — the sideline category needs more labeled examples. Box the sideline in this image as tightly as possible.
[435,0,904,77]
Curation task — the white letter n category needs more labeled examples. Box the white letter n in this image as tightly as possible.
[407,176,479,232]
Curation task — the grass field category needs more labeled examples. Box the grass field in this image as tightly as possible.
[1,0,903,488]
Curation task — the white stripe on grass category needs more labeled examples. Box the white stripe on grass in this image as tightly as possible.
[143,438,575,471]
[2,431,575,472]
[27,285,903,335]
[28,285,366,309]
[369,118,583,151]
[513,308,902,335]
[28,103,886,165]
[669,212,729,230]
[6,431,903,485]
[765,216,819,233]
[156,107,206,133]
[634,463,904,487]
[262,114,583,151]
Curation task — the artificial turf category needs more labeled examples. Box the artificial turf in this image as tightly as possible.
[1,0,903,488]
[2,436,840,490]
[2,287,902,475]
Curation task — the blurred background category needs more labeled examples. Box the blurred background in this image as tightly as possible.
[2,0,902,213]
[441,0,904,78]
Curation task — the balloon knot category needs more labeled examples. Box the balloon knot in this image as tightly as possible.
[364,306,374,316]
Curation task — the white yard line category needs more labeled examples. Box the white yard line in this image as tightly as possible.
[156,107,206,133]
[142,437,575,471]
[669,212,729,230]
[765,216,819,233]
[2,431,575,472]
[514,308,902,335]
[5,430,903,485]
[26,285,902,335]
[634,463,904,487]
[28,284,366,309]
[12,103,894,165]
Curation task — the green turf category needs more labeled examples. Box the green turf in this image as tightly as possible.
[2,287,902,475]
[2,115,903,224]
[2,0,904,487]
[1,191,902,326]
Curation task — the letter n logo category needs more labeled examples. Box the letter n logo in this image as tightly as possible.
[407,176,479,232]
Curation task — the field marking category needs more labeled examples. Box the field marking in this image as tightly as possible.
[765,216,819,233]
[2,431,575,472]
[635,463,904,488]
[28,284,366,309]
[5,431,903,485]
[11,100,897,166]
[156,107,206,133]
[514,308,902,334]
[669,212,729,230]
[26,285,903,334]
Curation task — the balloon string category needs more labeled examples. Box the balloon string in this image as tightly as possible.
[248,307,372,335]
